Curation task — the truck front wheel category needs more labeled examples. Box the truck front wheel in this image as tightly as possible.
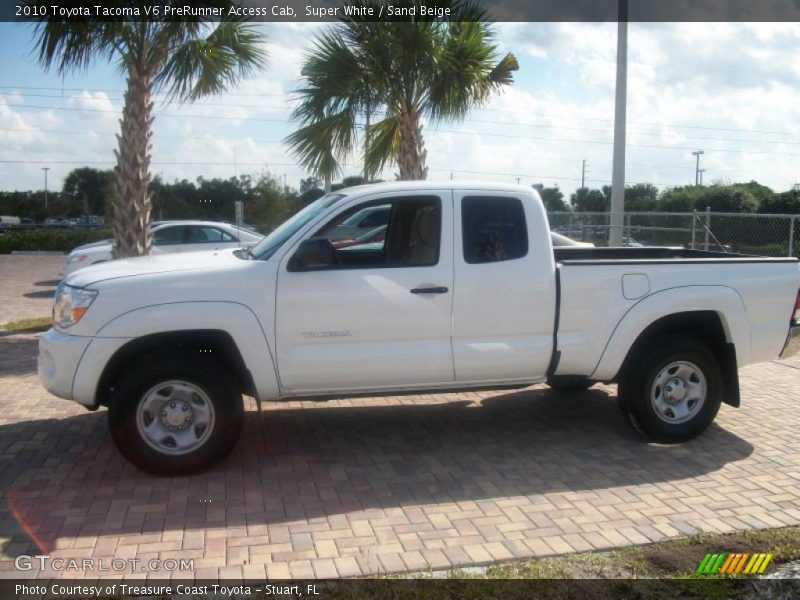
[107,354,243,475]
[618,337,723,443]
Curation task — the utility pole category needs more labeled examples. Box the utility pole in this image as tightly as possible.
[699,168,706,186]
[581,160,588,188]
[609,0,628,247]
[692,150,704,185]
[42,167,50,209]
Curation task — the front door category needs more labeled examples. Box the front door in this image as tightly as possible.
[275,192,454,393]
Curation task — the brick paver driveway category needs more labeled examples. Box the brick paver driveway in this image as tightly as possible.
[1,256,799,579]
[0,255,63,325]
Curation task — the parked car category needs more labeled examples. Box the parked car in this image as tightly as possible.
[39,182,800,474]
[332,224,387,249]
[550,231,594,248]
[623,237,645,248]
[0,215,20,231]
[326,204,391,241]
[684,242,734,254]
[62,220,263,275]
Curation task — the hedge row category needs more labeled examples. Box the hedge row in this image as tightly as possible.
[0,229,112,254]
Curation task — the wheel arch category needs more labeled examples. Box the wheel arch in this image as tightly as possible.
[591,286,750,408]
[612,310,740,407]
[96,330,254,407]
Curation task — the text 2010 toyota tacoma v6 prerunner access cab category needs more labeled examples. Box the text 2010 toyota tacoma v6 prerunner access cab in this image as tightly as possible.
[38,182,800,474]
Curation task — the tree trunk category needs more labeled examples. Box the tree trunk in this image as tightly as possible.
[396,105,428,180]
[81,193,89,221]
[112,64,154,258]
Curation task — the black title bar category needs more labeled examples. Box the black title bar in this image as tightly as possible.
[4,0,800,23]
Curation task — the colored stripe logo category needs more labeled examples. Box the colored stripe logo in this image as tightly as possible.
[696,552,773,574]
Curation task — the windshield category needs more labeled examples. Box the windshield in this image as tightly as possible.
[249,193,346,260]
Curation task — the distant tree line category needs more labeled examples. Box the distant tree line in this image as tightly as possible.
[555,181,800,214]
[0,167,373,233]
[3,169,799,232]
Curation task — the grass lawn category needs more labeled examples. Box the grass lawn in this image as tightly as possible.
[0,315,51,334]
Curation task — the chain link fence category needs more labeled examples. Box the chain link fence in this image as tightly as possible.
[547,210,800,257]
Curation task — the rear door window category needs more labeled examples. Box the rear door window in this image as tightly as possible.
[462,196,528,264]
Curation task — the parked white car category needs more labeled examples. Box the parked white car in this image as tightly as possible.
[550,231,594,248]
[63,220,263,275]
[39,182,800,474]
[326,204,391,241]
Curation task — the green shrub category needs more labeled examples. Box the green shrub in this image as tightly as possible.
[0,228,112,254]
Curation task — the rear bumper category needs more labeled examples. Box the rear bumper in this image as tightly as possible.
[780,322,800,359]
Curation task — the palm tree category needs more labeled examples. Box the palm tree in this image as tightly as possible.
[286,0,517,182]
[31,11,266,257]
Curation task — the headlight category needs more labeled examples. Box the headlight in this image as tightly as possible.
[66,254,88,265]
[53,282,98,328]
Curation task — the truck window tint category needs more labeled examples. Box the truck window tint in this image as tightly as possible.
[314,197,440,268]
[462,196,528,264]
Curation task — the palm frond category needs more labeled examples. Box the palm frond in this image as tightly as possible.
[364,115,400,180]
[29,19,121,74]
[489,52,520,86]
[284,109,358,180]
[157,21,267,102]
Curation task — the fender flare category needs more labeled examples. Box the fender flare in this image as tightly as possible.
[590,285,751,382]
[94,301,280,402]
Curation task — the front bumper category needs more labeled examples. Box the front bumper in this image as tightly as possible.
[780,321,800,359]
[38,328,92,402]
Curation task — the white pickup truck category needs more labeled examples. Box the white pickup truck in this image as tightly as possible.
[38,182,800,474]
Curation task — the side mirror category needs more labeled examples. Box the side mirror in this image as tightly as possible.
[288,237,336,272]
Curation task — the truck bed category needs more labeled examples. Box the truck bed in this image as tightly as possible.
[554,246,797,264]
[552,246,799,381]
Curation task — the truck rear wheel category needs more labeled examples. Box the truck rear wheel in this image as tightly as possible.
[107,353,243,475]
[618,336,722,443]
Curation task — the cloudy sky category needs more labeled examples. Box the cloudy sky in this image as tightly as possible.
[1,21,799,198]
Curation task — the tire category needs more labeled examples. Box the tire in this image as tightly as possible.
[107,353,243,475]
[546,378,594,392]
[617,336,723,443]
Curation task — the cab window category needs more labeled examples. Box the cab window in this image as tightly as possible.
[313,196,441,268]
[462,196,528,264]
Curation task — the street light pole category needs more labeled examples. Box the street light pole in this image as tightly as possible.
[41,167,50,209]
[609,0,628,247]
[692,150,704,185]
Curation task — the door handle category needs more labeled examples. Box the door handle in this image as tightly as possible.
[410,286,449,294]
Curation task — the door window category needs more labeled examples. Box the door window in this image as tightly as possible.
[462,196,528,264]
[311,197,441,269]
